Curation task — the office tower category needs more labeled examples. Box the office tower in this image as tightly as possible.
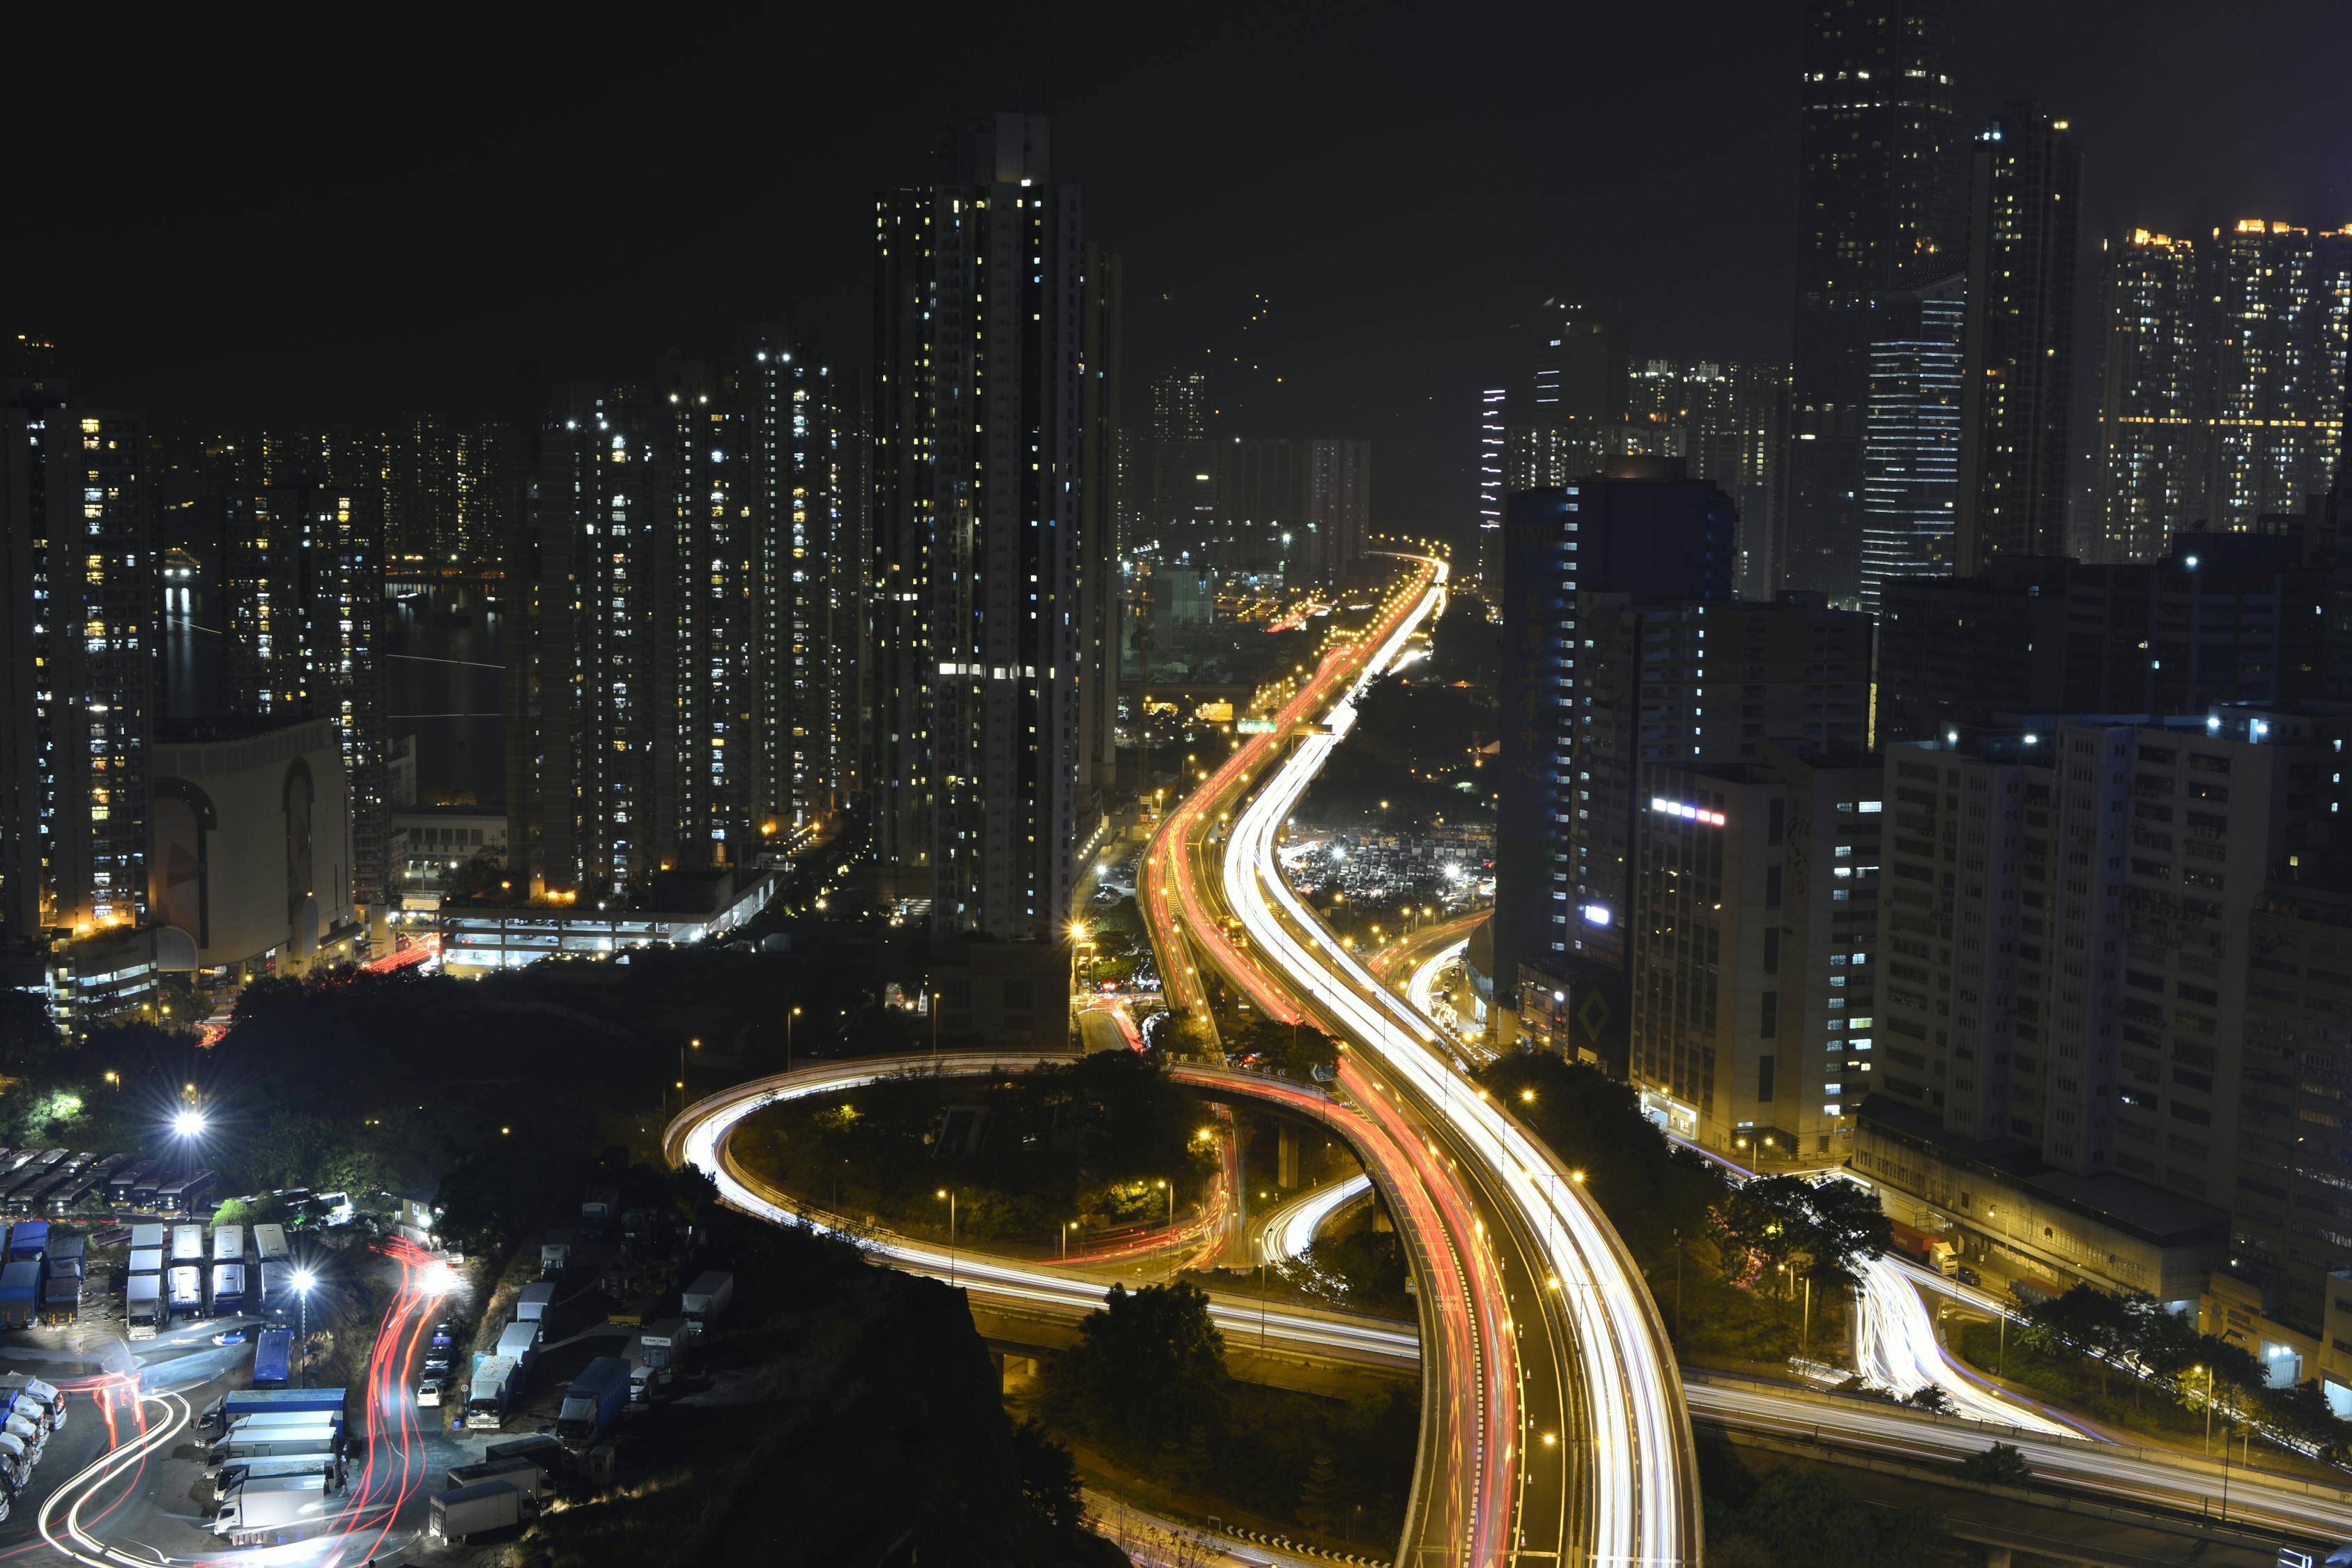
[0,378,157,938]
[2206,221,2352,529]
[1875,536,2328,744]
[1859,274,1967,610]
[1475,388,1505,593]
[1569,594,1873,972]
[1305,439,1370,582]
[2093,230,2205,563]
[1955,103,2082,572]
[872,113,1085,941]
[1868,709,2349,1193]
[1631,744,1882,1155]
[1528,299,1621,426]
[1783,0,1966,601]
[1149,369,1207,443]
[1493,458,1736,1003]
[1078,243,1125,796]
[1503,423,1601,492]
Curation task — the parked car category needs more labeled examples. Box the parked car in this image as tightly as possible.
[1953,1266,1981,1288]
[416,1376,445,1409]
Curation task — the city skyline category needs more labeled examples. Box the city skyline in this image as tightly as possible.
[15,6,2352,533]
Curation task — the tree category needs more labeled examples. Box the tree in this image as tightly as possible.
[1907,1385,1953,1414]
[1718,1470,1936,1568]
[1956,1441,2031,1484]
[1010,1418,1083,1534]
[1048,1280,1229,1455]
[1295,1450,1342,1528]
[0,990,61,1075]
[1716,1175,1891,1290]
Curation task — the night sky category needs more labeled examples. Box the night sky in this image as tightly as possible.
[15,4,2351,532]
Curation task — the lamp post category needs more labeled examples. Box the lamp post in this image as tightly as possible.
[786,1007,801,1073]
[1155,1178,1173,1226]
[681,1038,700,1103]
[291,1268,315,1388]
[937,1189,957,1286]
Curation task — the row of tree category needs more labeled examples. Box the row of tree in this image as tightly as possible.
[2019,1283,2352,1459]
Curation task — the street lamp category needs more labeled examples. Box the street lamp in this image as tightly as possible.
[290,1268,316,1388]
[937,1189,958,1286]
[1155,1177,1173,1226]
[786,1007,802,1073]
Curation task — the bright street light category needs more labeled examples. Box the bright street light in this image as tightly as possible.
[173,1109,206,1138]
[291,1268,316,1294]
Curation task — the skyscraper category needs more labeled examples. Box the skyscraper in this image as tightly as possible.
[2093,229,2204,563]
[1475,387,1505,594]
[1494,458,1736,1004]
[2205,220,2352,529]
[1305,438,1370,582]
[1528,299,1621,426]
[1149,369,1206,443]
[1955,103,2081,573]
[872,114,1086,941]
[1858,273,1966,610]
[1783,0,1966,601]
[1,369,158,938]
[1078,243,1125,797]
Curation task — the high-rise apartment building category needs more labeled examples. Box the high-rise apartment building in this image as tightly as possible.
[2206,220,2352,530]
[1528,299,1621,426]
[1859,275,1967,611]
[1150,369,1207,443]
[1475,388,1505,594]
[1955,103,2081,573]
[1631,744,1882,1156]
[1783,0,1966,601]
[1,374,157,938]
[871,114,1086,941]
[1305,439,1369,582]
[216,438,386,900]
[504,344,855,896]
[1870,708,2350,1185]
[2093,229,2205,563]
[1875,535,2329,744]
[1617,360,1786,599]
[1493,459,1735,1002]
[1078,244,1125,795]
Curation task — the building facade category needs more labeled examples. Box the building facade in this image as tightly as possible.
[2205,221,2352,530]
[1493,460,1737,1004]
[1859,274,1967,610]
[1782,0,1967,601]
[871,113,1085,941]
[1,376,159,939]
[2093,229,2205,563]
[1955,102,2081,573]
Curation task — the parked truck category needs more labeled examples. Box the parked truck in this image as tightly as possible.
[252,1223,288,1266]
[640,1317,689,1380]
[447,1455,555,1506]
[0,1261,40,1328]
[494,1319,539,1380]
[553,1356,629,1449]
[126,1273,163,1339]
[170,1223,204,1266]
[257,1260,298,1319]
[0,1429,33,1490]
[8,1220,49,1261]
[429,1479,528,1545]
[466,1355,516,1430]
[5,1413,43,1463]
[580,1187,617,1237]
[198,1385,345,1440]
[3,1393,54,1442]
[126,1247,162,1277]
[0,1374,67,1431]
[211,1452,344,1499]
[482,1434,569,1491]
[207,1421,339,1471]
[38,1272,77,1325]
[680,1270,734,1332]
[45,1233,85,1279]
[252,1328,293,1388]
[622,1337,656,1407]
[213,1473,335,1548]
[514,1281,556,1323]
[128,1222,164,1252]
[167,1263,203,1321]
[539,1229,574,1275]
[210,1261,247,1317]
